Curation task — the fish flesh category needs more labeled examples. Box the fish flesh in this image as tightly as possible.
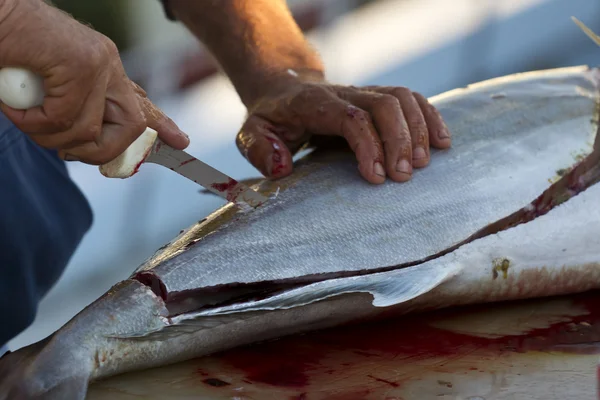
[1,65,600,399]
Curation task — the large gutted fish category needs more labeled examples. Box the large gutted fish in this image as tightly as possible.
[2,65,600,400]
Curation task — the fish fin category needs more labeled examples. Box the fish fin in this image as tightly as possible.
[119,260,461,340]
[119,313,257,341]
[198,177,265,196]
[572,17,600,47]
[182,259,463,317]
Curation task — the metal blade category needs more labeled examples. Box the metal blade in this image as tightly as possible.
[146,140,269,208]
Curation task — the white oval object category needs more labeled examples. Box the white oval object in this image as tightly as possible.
[0,67,44,109]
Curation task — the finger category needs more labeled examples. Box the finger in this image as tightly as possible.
[338,90,412,183]
[62,80,146,165]
[236,115,293,179]
[25,73,108,150]
[286,86,385,184]
[0,72,97,134]
[130,81,189,150]
[369,87,429,169]
[412,91,451,149]
[138,94,189,150]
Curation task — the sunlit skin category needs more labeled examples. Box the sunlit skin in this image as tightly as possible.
[169,0,452,184]
[0,0,451,183]
[0,0,189,164]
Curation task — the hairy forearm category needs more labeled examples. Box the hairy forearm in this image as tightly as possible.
[168,0,325,107]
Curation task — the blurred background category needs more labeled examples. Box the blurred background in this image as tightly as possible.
[9,0,600,350]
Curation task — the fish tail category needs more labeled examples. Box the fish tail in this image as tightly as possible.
[0,338,91,400]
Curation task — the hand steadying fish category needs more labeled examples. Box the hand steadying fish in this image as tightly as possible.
[2,63,600,399]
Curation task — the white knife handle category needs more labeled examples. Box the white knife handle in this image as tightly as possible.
[0,67,157,179]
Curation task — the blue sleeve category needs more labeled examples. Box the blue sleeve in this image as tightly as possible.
[0,115,93,346]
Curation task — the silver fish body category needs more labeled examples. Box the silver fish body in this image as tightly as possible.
[1,65,600,400]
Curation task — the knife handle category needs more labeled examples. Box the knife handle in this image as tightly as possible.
[0,67,157,178]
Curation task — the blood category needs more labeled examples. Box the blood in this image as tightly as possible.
[210,178,239,193]
[265,136,286,176]
[179,158,195,167]
[131,146,155,176]
[132,159,145,176]
[217,290,600,391]
[209,178,245,203]
[345,105,360,119]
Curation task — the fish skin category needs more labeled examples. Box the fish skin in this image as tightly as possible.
[136,65,599,300]
[1,65,600,399]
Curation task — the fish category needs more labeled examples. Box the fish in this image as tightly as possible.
[1,64,600,400]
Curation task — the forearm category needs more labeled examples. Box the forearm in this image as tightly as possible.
[168,0,325,108]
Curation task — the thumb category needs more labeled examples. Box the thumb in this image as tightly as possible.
[236,115,293,179]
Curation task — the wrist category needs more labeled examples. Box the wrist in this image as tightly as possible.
[241,63,326,111]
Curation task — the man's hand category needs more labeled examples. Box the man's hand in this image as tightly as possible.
[167,0,450,184]
[0,0,188,164]
[236,72,450,184]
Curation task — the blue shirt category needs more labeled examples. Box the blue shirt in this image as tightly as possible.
[0,113,92,346]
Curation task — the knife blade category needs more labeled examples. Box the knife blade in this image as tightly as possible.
[139,136,269,208]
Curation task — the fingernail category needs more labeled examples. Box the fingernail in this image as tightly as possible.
[63,154,80,162]
[413,147,427,160]
[396,159,412,175]
[438,127,450,139]
[263,156,273,178]
[374,162,385,177]
[179,130,189,140]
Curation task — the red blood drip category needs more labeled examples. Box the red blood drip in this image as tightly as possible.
[265,136,285,176]
[210,178,243,203]
[132,147,154,176]
[210,178,239,192]
[345,105,360,118]
[132,159,145,175]
[179,158,195,167]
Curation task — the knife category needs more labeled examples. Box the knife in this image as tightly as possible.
[0,67,269,209]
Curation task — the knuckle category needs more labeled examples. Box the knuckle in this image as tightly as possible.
[81,123,102,140]
[49,115,75,131]
[372,94,401,110]
[100,35,120,57]
[132,81,147,97]
[295,84,330,104]
[85,35,118,70]
[389,86,412,99]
